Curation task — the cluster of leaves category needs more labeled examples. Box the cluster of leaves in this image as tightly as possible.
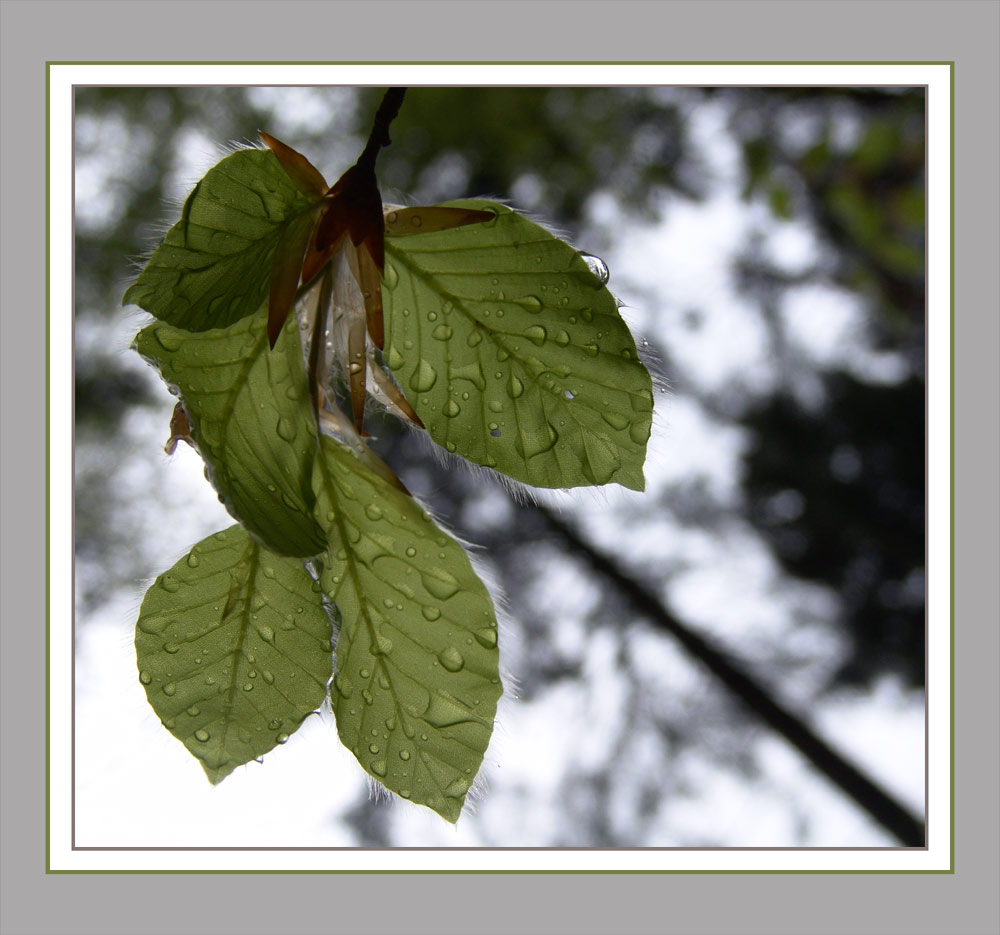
[124,90,652,821]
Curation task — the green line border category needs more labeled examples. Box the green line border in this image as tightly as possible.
[46,60,954,875]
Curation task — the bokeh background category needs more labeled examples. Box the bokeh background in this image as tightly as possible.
[74,85,926,848]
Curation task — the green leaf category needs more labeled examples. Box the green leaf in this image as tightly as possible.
[312,436,502,822]
[135,526,333,784]
[123,148,321,332]
[382,200,653,490]
[134,309,326,557]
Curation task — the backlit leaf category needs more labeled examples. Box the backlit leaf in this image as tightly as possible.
[382,200,653,490]
[134,309,326,557]
[312,436,502,822]
[123,148,322,332]
[135,525,333,784]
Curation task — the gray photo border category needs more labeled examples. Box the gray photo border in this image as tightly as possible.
[3,1,998,934]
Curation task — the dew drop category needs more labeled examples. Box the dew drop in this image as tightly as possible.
[365,503,383,521]
[382,261,399,289]
[580,252,610,284]
[432,324,453,341]
[275,417,297,442]
[187,705,200,717]
[630,417,652,445]
[405,546,417,558]
[386,345,405,371]
[508,374,524,399]
[257,624,275,643]
[399,749,411,761]
[163,642,180,654]
[466,329,483,347]
[554,330,570,347]
[422,570,460,600]
[159,575,180,593]
[371,633,394,655]
[602,411,630,431]
[451,361,487,390]
[268,718,282,730]
[438,647,465,672]
[334,673,354,699]
[370,758,387,777]
[583,342,599,357]
[422,691,481,728]
[422,605,441,621]
[139,670,152,685]
[186,551,200,568]
[369,742,380,754]
[194,729,210,743]
[276,733,289,744]
[444,776,471,798]
[442,399,461,418]
[243,682,253,692]
[154,327,184,352]
[524,325,547,346]
[137,616,167,635]
[408,359,438,393]
[474,627,498,649]
[517,421,559,459]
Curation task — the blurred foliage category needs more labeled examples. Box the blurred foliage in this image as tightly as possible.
[74,84,927,844]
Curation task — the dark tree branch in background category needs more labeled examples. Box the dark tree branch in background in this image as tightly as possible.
[534,504,926,848]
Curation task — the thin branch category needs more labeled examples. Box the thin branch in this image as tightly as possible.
[534,503,926,848]
[356,87,407,173]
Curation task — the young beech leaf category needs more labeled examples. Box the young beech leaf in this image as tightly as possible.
[135,525,333,784]
[312,436,502,822]
[123,148,322,332]
[381,200,653,490]
[134,309,326,558]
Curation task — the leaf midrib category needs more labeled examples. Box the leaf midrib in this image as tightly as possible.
[219,538,261,755]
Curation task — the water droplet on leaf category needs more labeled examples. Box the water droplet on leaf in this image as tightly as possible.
[276,417,297,442]
[524,325,547,346]
[409,360,438,392]
[602,411,630,431]
[474,627,498,649]
[438,647,465,672]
